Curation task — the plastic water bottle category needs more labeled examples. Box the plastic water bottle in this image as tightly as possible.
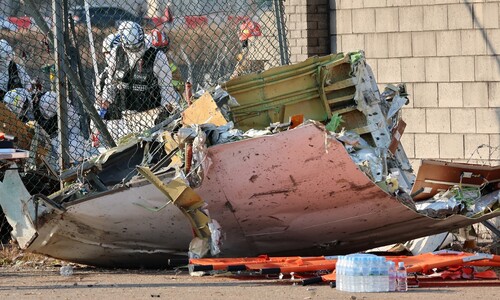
[345,256,353,291]
[339,256,346,291]
[377,257,389,292]
[388,261,396,292]
[352,260,362,292]
[366,256,375,292]
[336,256,343,291]
[60,265,73,276]
[396,261,408,292]
[360,256,370,292]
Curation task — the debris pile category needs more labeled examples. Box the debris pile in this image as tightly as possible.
[0,51,498,268]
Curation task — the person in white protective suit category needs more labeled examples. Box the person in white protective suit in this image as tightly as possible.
[4,89,96,163]
[0,39,31,101]
[98,32,121,92]
[102,33,121,61]
[2,87,32,121]
[97,33,121,93]
[96,33,120,113]
[100,21,181,134]
[94,32,129,142]
[36,91,98,163]
[100,30,183,95]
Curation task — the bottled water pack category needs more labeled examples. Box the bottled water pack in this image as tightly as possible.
[336,254,390,292]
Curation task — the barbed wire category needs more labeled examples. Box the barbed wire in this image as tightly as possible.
[466,144,500,166]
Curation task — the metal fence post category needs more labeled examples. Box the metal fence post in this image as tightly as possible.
[273,0,289,66]
[53,0,70,172]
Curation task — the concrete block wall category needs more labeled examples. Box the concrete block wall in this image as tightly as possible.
[285,0,330,62]
[285,0,500,247]
[329,0,500,169]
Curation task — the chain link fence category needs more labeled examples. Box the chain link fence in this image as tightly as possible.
[0,0,289,246]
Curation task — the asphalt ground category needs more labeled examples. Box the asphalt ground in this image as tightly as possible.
[1,266,498,300]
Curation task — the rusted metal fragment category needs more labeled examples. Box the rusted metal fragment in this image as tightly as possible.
[411,160,500,201]
[389,120,406,155]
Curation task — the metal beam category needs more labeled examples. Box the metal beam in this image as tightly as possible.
[481,220,500,239]
[273,0,289,66]
[53,0,70,171]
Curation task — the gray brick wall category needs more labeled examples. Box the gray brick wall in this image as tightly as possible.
[284,0,500,168]
[328,0,500,168]
[285,0,331,62]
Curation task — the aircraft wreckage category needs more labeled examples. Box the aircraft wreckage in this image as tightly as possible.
[1,51,499,267]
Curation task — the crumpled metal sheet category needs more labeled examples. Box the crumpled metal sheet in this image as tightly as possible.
[2,123,499,266]
[415,191,464,218]
[470,191,499,216]
[0,167,38,248]
[24,175,194,268]
[195,123,500,257]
